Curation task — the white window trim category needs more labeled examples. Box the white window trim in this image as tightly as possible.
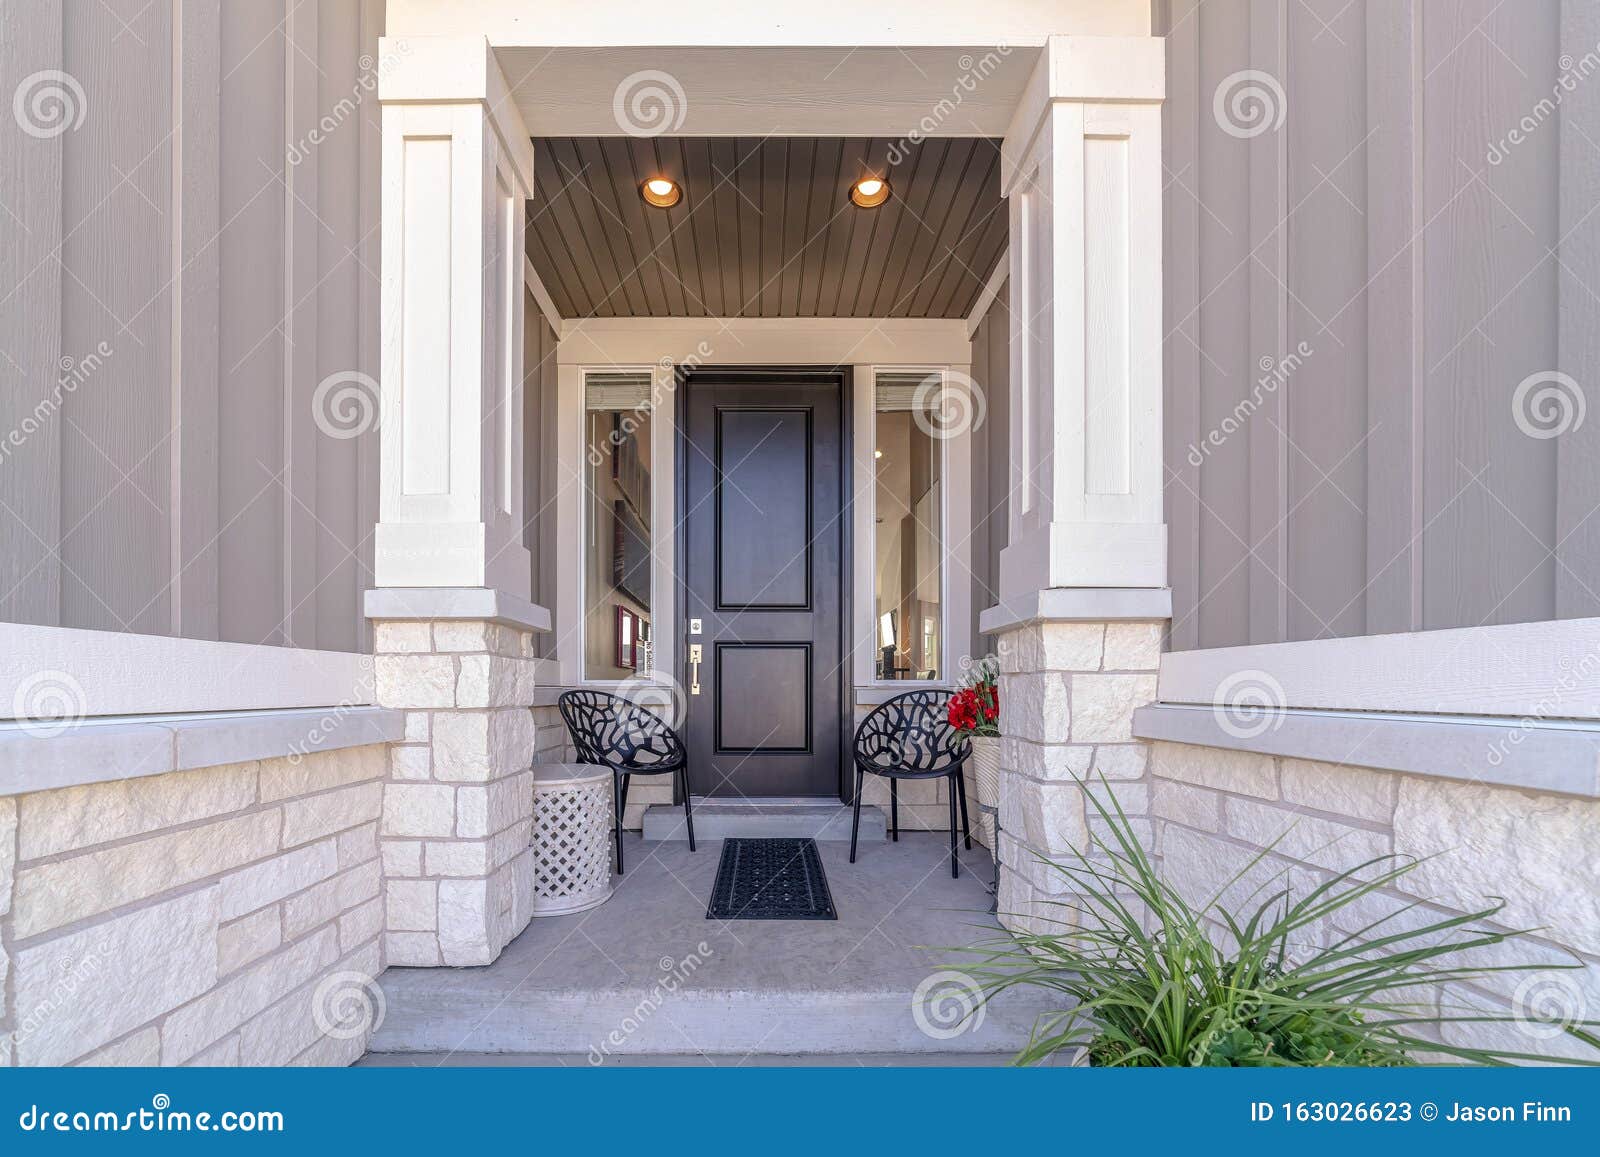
[852,364,974,695]
[0,621,374,718]
[1155,617,1600,721]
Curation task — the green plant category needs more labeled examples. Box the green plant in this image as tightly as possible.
[967,778,1599,1067]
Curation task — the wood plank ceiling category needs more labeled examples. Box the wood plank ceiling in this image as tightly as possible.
[525,137,1006,320]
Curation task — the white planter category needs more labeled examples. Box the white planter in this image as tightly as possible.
[969,735,1001,809]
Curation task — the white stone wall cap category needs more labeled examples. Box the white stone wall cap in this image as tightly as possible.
[979,587,1173,633]
[364,586,553,632]
[1134,702,1600,800]
[0,706,406,798]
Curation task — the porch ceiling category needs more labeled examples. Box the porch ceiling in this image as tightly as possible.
[525,136,1006,320]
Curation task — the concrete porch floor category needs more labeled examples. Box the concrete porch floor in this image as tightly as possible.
[365,832,1067,1065]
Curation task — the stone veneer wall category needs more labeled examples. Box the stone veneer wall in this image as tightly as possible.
[0,746,387,1066]
[1149,740,1600,1059]
[990,620,1162,934]
[373,620,569,966]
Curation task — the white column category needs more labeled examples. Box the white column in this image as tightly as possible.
[374,36,533,598]
[997,36,1167,600]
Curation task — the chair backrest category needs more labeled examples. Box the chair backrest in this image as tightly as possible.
[557,689,684,770]
[852,689,970,775]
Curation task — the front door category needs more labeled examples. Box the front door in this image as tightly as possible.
[680,369,845,798]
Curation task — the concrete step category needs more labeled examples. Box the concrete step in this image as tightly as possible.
[642,797,886,842]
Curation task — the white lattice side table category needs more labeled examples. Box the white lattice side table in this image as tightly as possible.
[530,763,615,916]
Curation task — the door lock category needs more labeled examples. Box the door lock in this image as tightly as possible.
[688,643,703,696]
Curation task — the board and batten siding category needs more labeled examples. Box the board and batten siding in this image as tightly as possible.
[1159,0,1600,650]
[0,0,384,651]
[968,289,1010,657]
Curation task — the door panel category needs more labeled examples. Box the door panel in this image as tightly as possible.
[682,371,843,798]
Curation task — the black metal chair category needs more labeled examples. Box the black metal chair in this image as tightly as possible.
[557,689,695,874]
[848,689,972,878]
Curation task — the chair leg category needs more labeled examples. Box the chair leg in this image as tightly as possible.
[849,768,864,863]
[957,771,972,850]
[890,779,899,841]
[680,766,696,852]
[614,772,631,875]
[948,779,960,879]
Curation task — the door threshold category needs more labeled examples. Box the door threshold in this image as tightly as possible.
[641,799,886,842]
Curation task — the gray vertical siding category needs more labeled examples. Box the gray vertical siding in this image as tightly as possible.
[968,290,1010,657]
[0,0,383,650]
[522,292,559,657]
[1159,0,1600,649]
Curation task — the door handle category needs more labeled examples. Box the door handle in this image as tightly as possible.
[688,643,703,695]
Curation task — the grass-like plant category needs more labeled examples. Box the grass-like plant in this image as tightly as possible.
[966,778,1599,1066]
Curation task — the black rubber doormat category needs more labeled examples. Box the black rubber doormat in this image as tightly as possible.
[706,837,838,921]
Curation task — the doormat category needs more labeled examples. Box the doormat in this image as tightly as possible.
[706,837,837,921]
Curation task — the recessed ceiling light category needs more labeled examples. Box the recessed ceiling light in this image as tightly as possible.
[874,448,884,459]
[850,177,890,208]
[641,177,681,208]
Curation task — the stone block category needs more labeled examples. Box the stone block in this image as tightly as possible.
[218,906,283,976]
[14,887,219,1066]
[1091,743,1149,780]
[374,653,456,709]
[13,810,281,938]
[77,1027,161,1066]
[281,781,383,847]
[339,896,385,954]
[259,745,384,802]
[403,712,430,742]
[425,840,490,876]
[383,783,456,838]
[1102,622,1164,671]
[386,879,439,932]
[1279,758,1396,824]
[390,743,432,780]
[161,925,339,1064]
[0,794,14,916]
[1152,740,1278,799]
[432,621,489,652]
[999,672,1071,743]
[17,762,256,860]
[238,942,382,1067]
[380,839,423,877]
[373,622,432,653]
[1069,673,1157,742]
[385,931,441,966]
[1224,796,1390,873]
[220,838,338,921]
[337,822,378,869]
[1395,778,1600,957]
[1004,735,1093,781]
[438,878,492,965]
[1151,778,1222,832]
[283,860,381,940]
[1001,622,1104,673]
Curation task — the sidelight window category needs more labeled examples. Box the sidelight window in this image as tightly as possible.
[583,372,654,680]
[872,372,945,681]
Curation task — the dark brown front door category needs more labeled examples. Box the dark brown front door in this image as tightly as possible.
[680,369,844,798]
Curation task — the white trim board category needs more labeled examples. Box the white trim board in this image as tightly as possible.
[965,251,1009,339]
[556,318,975,367]
[1158,617,1600,720]
[523,253,563,335]
[1133,703,1600,801]
[0,623,374,719]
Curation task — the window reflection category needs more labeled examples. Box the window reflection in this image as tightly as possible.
[584,374,652,680]
[874,374,943,680]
